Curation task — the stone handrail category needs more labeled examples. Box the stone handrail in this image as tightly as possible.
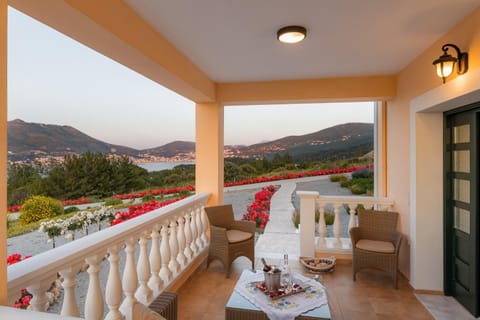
[297,191,394,257]
[7,192,210,319]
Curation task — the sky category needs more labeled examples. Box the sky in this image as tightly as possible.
[7,8,374,150]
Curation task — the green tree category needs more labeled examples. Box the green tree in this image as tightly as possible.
[7,163,43,205]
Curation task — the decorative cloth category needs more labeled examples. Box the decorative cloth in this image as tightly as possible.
[234,271,328,320]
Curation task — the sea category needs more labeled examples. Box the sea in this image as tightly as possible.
[136,161,194,172]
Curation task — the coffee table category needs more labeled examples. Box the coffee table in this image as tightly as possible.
[225,270,331,320]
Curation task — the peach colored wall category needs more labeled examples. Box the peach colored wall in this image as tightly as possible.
[217,76,396,105]
[388,7,480,286]
[0,0,6,306]
[195,103,224,205]
[9,0,216,103]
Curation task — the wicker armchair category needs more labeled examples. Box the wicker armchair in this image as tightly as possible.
[205,204,255,277]
[349,209,402,288]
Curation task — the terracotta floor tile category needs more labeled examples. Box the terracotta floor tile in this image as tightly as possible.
[175,258,437,320]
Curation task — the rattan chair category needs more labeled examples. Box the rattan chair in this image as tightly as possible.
[205,204,255,277]
[349,209,402,288]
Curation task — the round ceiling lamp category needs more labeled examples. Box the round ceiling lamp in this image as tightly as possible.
[277,26,307,44]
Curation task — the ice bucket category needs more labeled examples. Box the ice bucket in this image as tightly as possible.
[264,270,281,292]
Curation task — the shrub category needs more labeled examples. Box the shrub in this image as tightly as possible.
[104,198,123,206]
[352,168,374,179]
[142,194,154,202]
[64,206,79,214]
[19,196,64,225]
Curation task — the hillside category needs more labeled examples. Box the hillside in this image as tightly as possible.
[230,122,373,162]
[7,119,373,162]
[7,119,138,161]
[141,141,195,158]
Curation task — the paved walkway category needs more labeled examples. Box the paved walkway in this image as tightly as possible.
[255,180,301,261]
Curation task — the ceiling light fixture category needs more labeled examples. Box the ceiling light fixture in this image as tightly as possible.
[432,43,468,84]
[277,26,307,44]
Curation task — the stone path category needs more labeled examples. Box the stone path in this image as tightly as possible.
[255,175,353,261]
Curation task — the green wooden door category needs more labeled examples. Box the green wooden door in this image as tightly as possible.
[445,105,479,316]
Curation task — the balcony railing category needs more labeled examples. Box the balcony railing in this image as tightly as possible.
[7,192,210,320]
[297,191,394,257]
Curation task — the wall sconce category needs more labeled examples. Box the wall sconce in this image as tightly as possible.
[432,43,468,83]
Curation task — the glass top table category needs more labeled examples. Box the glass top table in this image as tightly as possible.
[225,270,331,320]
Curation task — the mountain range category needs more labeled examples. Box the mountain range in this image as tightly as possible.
[7,119,373,162]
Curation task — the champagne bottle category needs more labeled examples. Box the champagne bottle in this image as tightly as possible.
[261,258,271,272]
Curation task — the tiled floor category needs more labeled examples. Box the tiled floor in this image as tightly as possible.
[176,257,434,320]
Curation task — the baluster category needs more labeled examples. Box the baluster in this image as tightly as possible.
[120,237,139,319]
[184,212,193,260]
[168,220,180,274]
[105,244,124,320]
[59,265,81,317]
[135,231,153,305]
[27,277,56,312]
[148,224,163,296]
[195,207,203,249]
[159,224,172,283]
[177,216,187,268]
[317,205,326,248]
[348,204,357,231]
[333,204,342,246]
[190,209,198,255]
[200,206,208,246]
[85,254,105,320]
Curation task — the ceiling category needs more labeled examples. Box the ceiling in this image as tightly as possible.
[124,0,479,83]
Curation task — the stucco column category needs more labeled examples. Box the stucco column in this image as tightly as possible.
[0,0,7,306]
[195,103,224,205]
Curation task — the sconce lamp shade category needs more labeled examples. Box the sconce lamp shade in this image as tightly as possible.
[433,43,468,84]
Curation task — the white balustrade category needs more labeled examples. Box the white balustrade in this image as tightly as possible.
[189,210,199,255]
[195,207,203,249]
[200,206,208,247]
[135,232,153,305]
[59,264,82,317]
[297,191,394,255]
[183,213,193,260]
[168,221,180,274]
[176,216,187,267]
[6,193,210,320]
[148,224,163,296]
[105,244,124,320]
[85,254,105,320]
[159,224,172,283]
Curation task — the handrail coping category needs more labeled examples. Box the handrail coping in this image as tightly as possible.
[7,192,210,294]
[316,195,394,206]
[296,191,319,198]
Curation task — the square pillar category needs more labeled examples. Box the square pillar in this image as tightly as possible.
[0,0,7,306]
[195,103,224,205]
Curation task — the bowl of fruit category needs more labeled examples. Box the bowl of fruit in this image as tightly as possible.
[299,256,336,273]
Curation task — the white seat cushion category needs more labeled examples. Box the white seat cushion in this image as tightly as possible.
[226,229,253,243]
[356,239,395,253]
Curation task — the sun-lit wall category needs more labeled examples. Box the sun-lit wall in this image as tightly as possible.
[388,7,480,290]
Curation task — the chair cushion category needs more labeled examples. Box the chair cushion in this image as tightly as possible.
[356,239,395,253]
[226,229,253,243]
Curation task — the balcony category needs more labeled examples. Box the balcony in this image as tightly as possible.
[4,182,460,320]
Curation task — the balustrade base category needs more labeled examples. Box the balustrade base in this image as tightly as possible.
[315,237,352,255]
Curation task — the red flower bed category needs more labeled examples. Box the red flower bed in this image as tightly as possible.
[242,185,277,230]
[7,254,32,309]
[112,185,195,200]
[111,196,185,225]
